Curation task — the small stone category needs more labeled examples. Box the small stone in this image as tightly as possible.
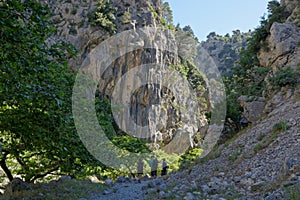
[105,178,113,186]
[200,184,209,193]
[58,175,72,182]
[103,189,112,195]
[159,191,167,198]
[141,185,148,191]
[184,192,195,200]
[154,177,164,186]
[147,181,156,188]
[218,172,225,177]
[250,181,265,192]
[116,176,127,183]
[265,194,276,200]
[158,183,167,190]
[180,184,188,191]
[141,175,150,181]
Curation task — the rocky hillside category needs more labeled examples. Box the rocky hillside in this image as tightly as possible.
[159,93,300,199]
[201,30,251,75]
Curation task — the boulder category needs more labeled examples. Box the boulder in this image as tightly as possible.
[58,175,72,182]
[238,96,266,122]
[105,178,113,186]
[4,178,30,195]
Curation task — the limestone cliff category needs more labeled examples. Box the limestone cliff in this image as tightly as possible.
[43,0,213,152]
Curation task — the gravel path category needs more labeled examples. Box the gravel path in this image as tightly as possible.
[89,180,149,200]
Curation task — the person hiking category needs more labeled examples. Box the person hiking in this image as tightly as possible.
[137,159,144,179]
[150,156,158,178]
[161,158,168,176]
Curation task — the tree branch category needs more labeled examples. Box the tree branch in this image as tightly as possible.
[30,165,60,182]
[0,150,14,181]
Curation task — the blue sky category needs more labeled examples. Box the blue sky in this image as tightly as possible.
[166,0,270,41]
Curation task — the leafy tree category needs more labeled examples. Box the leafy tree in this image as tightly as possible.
[160,2,174,30]
[207,32,217,39]
[0,0,101,182]
[88,0,116,34]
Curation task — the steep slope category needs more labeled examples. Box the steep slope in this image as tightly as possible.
[161,95,300,199]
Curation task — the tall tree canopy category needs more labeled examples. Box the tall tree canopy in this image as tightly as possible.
[0,0,101,182]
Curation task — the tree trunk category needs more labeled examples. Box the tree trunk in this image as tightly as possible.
[0,152,14,181]
[124,164,135,178]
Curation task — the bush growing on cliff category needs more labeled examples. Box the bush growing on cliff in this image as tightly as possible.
[269,67,299,89]
[88,0,116,34]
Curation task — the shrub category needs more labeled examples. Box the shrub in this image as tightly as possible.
[88,0,116,34]
[272,121,288,133]
[269,67,299,89]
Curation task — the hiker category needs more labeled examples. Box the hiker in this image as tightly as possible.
[150,156,158,178]
[137,159,144,179]
[161,158,168,176]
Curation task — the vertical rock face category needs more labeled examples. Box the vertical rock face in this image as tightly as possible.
[44,0,211,151]
[43,0,162,68]
[111,0,161,31]
[258,22,300,69]
[258,0,300,71]
[281,0,300,14]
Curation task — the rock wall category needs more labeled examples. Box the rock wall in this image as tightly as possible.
[258,22,300,70]
[44,0,210,151]
[258,0,300,78]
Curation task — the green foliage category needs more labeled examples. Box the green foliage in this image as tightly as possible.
[112,136,150,154]
[257,133,266,141]
[71,7,77,15]
[253,143,264,153]
[88,0,116,34]
[170,58,208,112]
[269,67,299,89]
[228,150,241,163]
[272,120,288,133]
[149,5,158,19]
[121,10,131,24]
[222,76,243,123]
[160,2,175,30]
[179,148,202,169]
[284,184,300,200]
[0,0,103,182]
